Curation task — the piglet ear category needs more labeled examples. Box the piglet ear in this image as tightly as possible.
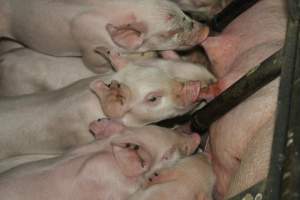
[90,79,110,99]
[94,46,129,71]
[90,79,132,118]
[106,22,145,50]
[112,142,152,177]
[89,119,126,139]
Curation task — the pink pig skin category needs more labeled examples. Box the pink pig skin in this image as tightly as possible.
[0,0,209,71]
[0,122,200,200]
[200,0,287,198]
[128,153,215,200]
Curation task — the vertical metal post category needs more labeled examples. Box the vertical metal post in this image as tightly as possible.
[263,0,300,199]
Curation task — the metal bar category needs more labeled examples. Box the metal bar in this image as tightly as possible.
[209,0,260,32]
[227,181,266,200]
[263,0,300,199]
[191,51,281,133]
[279,0,300,198]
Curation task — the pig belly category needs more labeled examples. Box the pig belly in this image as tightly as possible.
[226,117,275,198]
[203,0,286,198]
[203,0,286,79]
[208,79,278,199]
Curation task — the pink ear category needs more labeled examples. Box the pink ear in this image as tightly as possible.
[106,22,145,50]
[89,79,110,98]
[89,119,126,139]
[94,46,129,71]
[112,142,152,177]
[90,79,132,118]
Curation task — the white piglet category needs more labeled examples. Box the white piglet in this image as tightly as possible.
[0,52,215,159]
[0,120,201,200]
[0,0,209,72]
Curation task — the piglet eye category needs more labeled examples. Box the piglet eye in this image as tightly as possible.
[148,96,158,102]
[144,92,163,105]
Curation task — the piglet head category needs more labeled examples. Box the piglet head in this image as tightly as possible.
[94,123,201,179]
[104,0,209,53]
[122,126,201,178]
[91,52,216,126]
[139,8,209,51]
[113,59,216,126]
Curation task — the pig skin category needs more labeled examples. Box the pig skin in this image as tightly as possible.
[226,117,275,198]
[0,39,160,96]
[201,0,287,198]
[0,0,209,71]
[0,124,200,200]
[0,46,100,96]
[129,153,216,200]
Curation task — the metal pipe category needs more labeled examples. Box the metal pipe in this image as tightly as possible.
[209,0,260,32]
[263,0,300,199]
[191,50,281,133]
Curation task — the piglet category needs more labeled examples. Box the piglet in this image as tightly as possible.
[129,153,216,200]
[0,54,214,159]
[0,121,201,200]
[0,0,209,72]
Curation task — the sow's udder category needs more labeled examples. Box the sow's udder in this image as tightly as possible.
[202,0,286,198]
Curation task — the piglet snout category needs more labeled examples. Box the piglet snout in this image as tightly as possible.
[197,81,223,102]
[182,132,201,155]
[184,22,210,46]
[191,133,201,146]
[189,133,201,154]
[197,25,210,43]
